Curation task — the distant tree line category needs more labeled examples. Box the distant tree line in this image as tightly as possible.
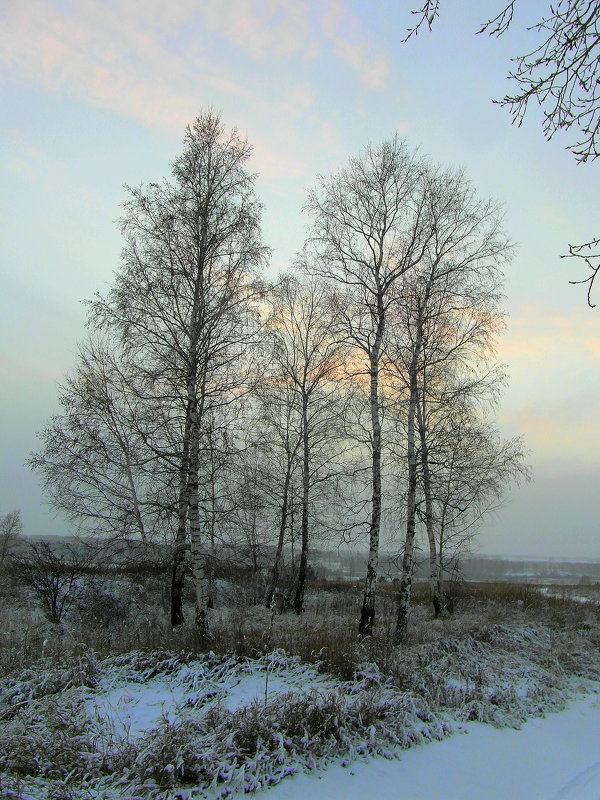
[29,112,528,645]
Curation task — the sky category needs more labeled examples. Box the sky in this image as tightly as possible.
[1,0,598,558]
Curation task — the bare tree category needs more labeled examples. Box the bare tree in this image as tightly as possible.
[305,137,435,636]
[90,112,268,646]
[261,275,348,613]
[30,337,166,545]
[385,165,512,641]
[405,0,600,162]
[428,406,529,608]
[566,238,600,307]
[224,444,275,605]
[0,510,24,565]
[252,381,302,610]
[12,541,93,625]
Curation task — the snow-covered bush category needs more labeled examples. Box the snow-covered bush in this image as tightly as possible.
[0,650,99,721]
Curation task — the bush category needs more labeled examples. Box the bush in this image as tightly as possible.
[11,542,93,624]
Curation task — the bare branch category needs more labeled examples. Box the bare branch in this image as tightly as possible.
[477,2,516,36]
[402,0,441,41]
[565,236,600,306]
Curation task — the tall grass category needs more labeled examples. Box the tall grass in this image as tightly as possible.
[1,564,598,679]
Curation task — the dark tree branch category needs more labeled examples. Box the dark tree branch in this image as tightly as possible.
[565,237,600,307]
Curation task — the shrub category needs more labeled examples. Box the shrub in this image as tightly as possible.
[11,542,93,624]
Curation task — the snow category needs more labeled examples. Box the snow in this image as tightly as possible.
[84,650,339,738]
[89,678,189,737]
[538,586,599,604]
[3,629,600,800]
[255,690,600,800]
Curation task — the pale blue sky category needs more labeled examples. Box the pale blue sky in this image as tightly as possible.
[1,0,598,557]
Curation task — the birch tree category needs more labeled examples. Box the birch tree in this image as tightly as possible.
[305,137,433,636]
[30,337,165,544]
[0,510,23,565]
[406,0,600,162]
[428,405,529,608]
[253,380,302,609]
[225,444,275,605]
[387,166,512,641]
[262,275,347,613]
[91,112,267,646]
[405,1,600,299]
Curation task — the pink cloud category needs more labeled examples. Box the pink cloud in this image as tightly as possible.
[2,0,389,129]
[504,403,600,468]
[0,0,382,183]
[320,0,344,38]
[499,305,600,364]
[278,85,315,119]
[39,35,70,71]
[585,340,600,359]
[1,1,250,128]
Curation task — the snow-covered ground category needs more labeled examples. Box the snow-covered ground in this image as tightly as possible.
[257,691,600,800]
[2,621,600,800]
[538,586,600,605]
[83,648,600,800]
[89,664,600,800]
[86,650,338,738]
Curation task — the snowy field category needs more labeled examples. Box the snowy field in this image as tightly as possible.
[2,615,600,800]
[258,692,600,800]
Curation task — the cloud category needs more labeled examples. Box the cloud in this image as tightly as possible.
[200,0,315,60]
[2,0,389,138]
[585,340,600,359]
[496,303,600,471]
[499,304,600,365]
[504,400,600,470]
[0,0,386,187]
[198,0,389,88]
[319,0,344,38]
[1,2,313,177]
[318,0,389,89]
[1,354,67,384]
[279,85,315,119]
[318,121,345,158]
[333,39,389,90]
[3,1,291,118]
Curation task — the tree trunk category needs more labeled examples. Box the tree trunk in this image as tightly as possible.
[170,526,188,627]
[395,355,419,642]
[293,397,310,614]
[266,468,291,608]
[170,429,190,627]
[416,392,446,617]
[437,500,450,612]
[190,523,210,648]
[290,486,295,569]
[207,449,217,610]
[359,322,384,637]
[123,456,147,543]
[187,387,210,648]
[249,506,261,606]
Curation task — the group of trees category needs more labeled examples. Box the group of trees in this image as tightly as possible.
[30,112,527,645]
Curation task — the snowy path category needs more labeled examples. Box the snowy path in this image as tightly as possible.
[257,692,600,800]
